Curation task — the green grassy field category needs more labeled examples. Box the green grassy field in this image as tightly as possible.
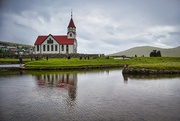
[0,57,179,70]
[23,57,180,70]
[24,57,123,69]
[124,57,180,69]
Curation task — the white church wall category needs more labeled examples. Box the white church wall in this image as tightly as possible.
[69,45,74,53]
[34,45,41,54]
[34,44,75,54]
[41,36,60,54]
[59,45,65,54]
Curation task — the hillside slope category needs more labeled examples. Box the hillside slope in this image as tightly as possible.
[0,41,33,47]
[110,46,180,57]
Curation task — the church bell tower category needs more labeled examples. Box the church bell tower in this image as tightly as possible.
[67,11,76,39]
[67,11,77,53]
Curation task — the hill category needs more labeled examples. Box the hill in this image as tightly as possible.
[0,41,33,47]
[109,46,180,57]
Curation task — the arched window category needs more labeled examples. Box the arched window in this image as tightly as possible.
[62,45,64,51]
[37,45,39,51]
[43,45,46,51]
[55,45,57,51]
[47,45,49,51]
[51,45,53,51]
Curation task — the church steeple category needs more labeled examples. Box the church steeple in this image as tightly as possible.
[68,18,76,28]
[68,10,76,28]
[67,11,76,39]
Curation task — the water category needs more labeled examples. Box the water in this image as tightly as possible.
[0,69,180,121]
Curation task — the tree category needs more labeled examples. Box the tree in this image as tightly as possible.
[156,51,162,57]
[150,50,162,57]
[150,52,153,57]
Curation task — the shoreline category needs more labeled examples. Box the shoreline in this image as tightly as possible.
[0,64,180,75]
[0,64,124,71]
[122,67,180,74]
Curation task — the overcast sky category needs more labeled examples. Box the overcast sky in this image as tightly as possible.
[0,0,180,54]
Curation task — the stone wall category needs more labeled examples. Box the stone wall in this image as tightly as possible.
[0,53,105,59]
[122,67,180,75]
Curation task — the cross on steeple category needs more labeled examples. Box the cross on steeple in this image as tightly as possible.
[71,9,73,18]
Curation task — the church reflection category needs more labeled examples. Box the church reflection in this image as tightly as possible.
[35,73,77,100]
[123,74,128,84]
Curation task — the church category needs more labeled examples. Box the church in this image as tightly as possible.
[34,13,77,54]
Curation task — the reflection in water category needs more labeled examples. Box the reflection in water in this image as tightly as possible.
[123,74,128,84]
[35,73,77,100]
[19,70,23,76]
[123,73,180,81]
[1,69,180,121]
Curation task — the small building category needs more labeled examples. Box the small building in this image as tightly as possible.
[34,13,77,54]
[0,45,8,52]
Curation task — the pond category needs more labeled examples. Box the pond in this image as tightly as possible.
[0,69,180,121]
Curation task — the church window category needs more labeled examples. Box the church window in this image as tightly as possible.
[62,45,64,51]
[47,38,53,44]
[55,45,57,51]
[66,45,69,53]
[47,45,49,51]
[51,45,53,51]
[43,45,46,51]
[37,45,39,51]
[70,33,72,37]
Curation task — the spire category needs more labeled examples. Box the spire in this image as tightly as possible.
[67,10,76,39]
[71,9,73,18]
[68,10,76,28]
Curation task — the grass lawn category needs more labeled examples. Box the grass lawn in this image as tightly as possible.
[24,57,180,70]
[24,57,123,69]
[127,57,180,70]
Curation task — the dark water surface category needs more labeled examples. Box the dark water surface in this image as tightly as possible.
[0,69,180,121]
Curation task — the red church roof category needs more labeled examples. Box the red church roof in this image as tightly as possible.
[34,35,74,45]
[34,36,47,45]
[54,36,74,44]
[68,18,76,28]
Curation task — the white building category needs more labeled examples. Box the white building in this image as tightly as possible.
[34,14,77,54]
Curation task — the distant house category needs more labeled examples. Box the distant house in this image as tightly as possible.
[8,46,18,54]
[0,45,8,52]
[34,13,77,54]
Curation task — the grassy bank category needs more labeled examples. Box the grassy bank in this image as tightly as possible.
[0,58,31,64]
[24,57,123,69]
[128,57,180,70]
[24,57,180,70]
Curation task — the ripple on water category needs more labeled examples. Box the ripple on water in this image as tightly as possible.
[0,70,180,121]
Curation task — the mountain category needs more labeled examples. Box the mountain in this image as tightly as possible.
[109,46,180,57]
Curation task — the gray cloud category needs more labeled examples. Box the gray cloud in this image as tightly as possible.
[0,0,180,54]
